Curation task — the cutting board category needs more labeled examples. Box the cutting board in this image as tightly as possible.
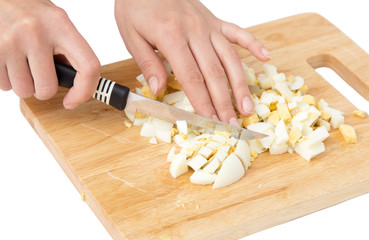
[20,13,369,240]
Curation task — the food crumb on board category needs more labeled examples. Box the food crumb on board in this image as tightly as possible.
[196,204,200,210]
[81,192,86,201]
[353,109,368,119]
[159,234,171,240]
[123,120,133,128]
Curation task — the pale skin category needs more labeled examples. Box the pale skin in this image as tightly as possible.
[0,0,269,126]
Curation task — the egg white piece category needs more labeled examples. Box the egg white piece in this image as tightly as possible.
[213,153,245,189]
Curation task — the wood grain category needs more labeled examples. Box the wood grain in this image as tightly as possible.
[20,13,369,240]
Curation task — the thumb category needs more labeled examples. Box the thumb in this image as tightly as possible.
[125,34,167,96]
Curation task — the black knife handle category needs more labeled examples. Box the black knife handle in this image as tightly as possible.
[55,61,130,110]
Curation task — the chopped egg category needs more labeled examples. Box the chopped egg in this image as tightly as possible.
[338,124,357,144]
[353,110,368,119]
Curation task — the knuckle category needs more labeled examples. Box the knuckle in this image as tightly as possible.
[156,17,184,44]
[82,57,101,78]
[13,14,40,37]
[193,100,215,117]
[183,68,204,84]
[35,85,58,100]
[139,58,157,73]
[215,100,235,114]
[0,33,15,53]
[206,63,225,80]
[51,7,69,22]
[15,86,34,98]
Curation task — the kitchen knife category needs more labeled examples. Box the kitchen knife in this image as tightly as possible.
[55,61,266,140]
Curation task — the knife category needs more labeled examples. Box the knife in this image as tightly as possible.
[55,61,266,140]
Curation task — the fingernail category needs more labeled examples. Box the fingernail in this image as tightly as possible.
[242,96,254,115]
[229,117,241,127]
[261,47,271,58]
[148,76,158,95]
[212,114,220,121]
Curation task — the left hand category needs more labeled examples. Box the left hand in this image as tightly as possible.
[114,0,270,126]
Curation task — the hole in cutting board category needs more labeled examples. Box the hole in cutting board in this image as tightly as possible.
[307,54,369,112]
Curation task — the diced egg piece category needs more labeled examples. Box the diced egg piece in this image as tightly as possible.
[213,145,231,162]
[136,73,147,86]
[288,127,302,147]
[213,153,245,189]
[187,155,208,171]
[241,112,259,128]
[295,141,325,162]
[260,91,277,107]
[353,110,368,119]
[302,95,316,105]
[227,137,238,147]
[156,129,172,143]
[274,82,293,102]
[258,73,273,89]
[170,154,188,178]
[163,91,186,104]
[263,64,278,77]
[203,157,220,173]
[124,110,136,122]
[140,122,156,137]
[258,129,275,149]
[288,101,298,111]
[149,137,157,144]
[275,119,289,145]
[212,134,228,144]
[206,141,220,150]
[173,134,187,147]
[176,120,188,135]
[317,118,331,131]
[302,125,313,136]
[190,170,217,185]
[289,76,304,90]
[269,142,288,155]
[247,122,274,133]
[123,120,132,128]
[247,139,265,154]
[234,139,251,170]
[141,85,156,99]
[167,146,177,162]
[267,110,280,126]
[242,62,256,85]
[255,104,271,119]
[133,117,147,126]
[198,146,214,159]
[338,124,357,144]
[277,103,292,122]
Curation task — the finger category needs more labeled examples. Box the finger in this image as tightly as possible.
[221,22,270,61]
[211,33,254,117]
[0,64,12,91]
[124,31,167,96]
[159,42,217,119]
[28,48,58,100]
[53,22,100,109]
[188,37,239,125]
[7,56,34,98]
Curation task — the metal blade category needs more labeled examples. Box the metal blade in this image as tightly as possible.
[125,92,267,140]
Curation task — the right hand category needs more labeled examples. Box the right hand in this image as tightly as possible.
[0,0,100,109]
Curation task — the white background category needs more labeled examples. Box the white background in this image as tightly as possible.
[1,0,369,239]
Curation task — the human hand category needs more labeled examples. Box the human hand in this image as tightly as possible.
[0,0,100,109]
[114,0,269,126]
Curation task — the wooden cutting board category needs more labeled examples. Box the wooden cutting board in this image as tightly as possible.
[20,13,369,240]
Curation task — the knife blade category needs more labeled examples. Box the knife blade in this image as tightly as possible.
[55,61,266,140]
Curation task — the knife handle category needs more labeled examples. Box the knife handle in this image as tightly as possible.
[55,61,130,110]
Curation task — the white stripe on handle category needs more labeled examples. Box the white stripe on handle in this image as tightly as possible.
[93,78,116,104]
